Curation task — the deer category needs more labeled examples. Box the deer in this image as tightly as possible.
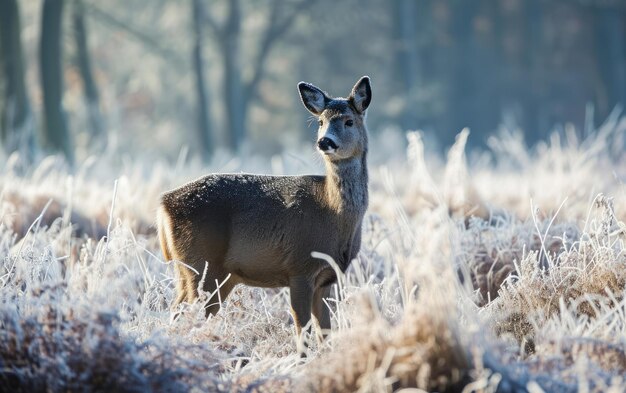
[157,76,371,344]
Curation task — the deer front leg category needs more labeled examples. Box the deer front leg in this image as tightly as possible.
[289,275,313,354]
[312,284,332,341]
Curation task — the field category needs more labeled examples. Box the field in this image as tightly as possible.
[1,120,626,392]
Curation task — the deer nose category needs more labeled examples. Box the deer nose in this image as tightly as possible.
[317,137,338,152]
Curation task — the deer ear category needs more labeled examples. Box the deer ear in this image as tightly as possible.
[298,82,328,116]
[349,76,372,113]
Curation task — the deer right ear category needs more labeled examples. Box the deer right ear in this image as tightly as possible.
[349,76,372,113]
[298,82,328,116]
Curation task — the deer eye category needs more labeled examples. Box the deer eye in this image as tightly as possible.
[345,119,354,127]
[318,119,323,127]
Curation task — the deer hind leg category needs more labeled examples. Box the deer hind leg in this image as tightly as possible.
[198,267,238,318]
[158,207,193,316]
[172,260,237,319]
[157,205,175,262]
[312,284,332,340]
[170,262,198,318]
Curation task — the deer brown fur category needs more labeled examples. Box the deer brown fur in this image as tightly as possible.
[157,76,371,340]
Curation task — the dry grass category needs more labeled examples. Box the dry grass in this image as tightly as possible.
[1,120,626,392]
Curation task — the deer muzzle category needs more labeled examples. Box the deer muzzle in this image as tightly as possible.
[317,137,338,153]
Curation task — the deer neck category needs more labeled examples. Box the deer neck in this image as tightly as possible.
[323,153,368,215]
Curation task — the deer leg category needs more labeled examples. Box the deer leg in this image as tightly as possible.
[201,273,237,318]
[175,258,236,319]
[289,276,313,354]
[170,263,198,320]
[172,263,196,307]
[312,284,332,340]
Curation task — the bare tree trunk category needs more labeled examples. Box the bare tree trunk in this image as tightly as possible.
[40,0,73,163]
[594,7,626,118]
[448,0,478,147]
[392,0,421,130]
[0,0,34,158]
[524,0,545,145]
[222,0,245,152]
[191,0,213,157]
[72,0,105,146]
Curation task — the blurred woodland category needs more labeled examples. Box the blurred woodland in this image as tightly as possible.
[1,0,626,163]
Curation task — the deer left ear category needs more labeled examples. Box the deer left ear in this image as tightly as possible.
[349,76,372,113]
[298,82,329,116]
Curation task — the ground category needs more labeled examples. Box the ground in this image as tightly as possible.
[1,124,625,392]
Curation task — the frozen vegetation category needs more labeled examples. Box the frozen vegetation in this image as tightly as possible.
[1,118,626,392]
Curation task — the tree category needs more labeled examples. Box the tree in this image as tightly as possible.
[523,0,546,144]
[205,0,314,151]
[448,1,479,147]
[40,0,73,163]
[0,0,34,157]
[72,0,105,145]
[593,5,626,119]
[191,0,214,157]
[391,0,421,130]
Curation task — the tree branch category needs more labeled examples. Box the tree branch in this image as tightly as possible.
[83,2,186,69]
[202,0,223,38]
[244,0,314,103]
